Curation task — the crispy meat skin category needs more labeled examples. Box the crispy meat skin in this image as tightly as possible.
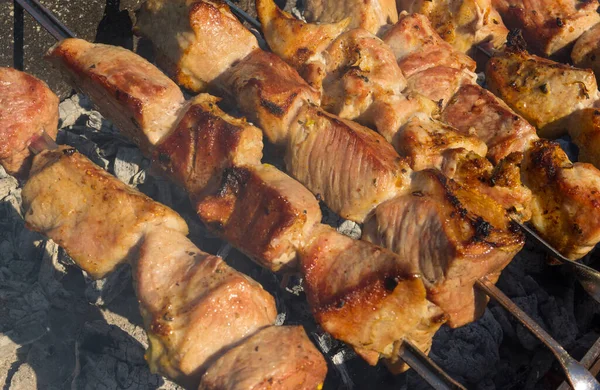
[493,0,600,58]
[304,0,398,35]
[153,94,263,197]
[405,66,476,109]
[363,170,525,327]
[568,108,600,168]
[136,230,276,387]
[196,164,321,271]
[221,50,321,146]
[286,105,412,222]
[135,0,259,92]
[300,225,445,367]
[0,67,59,177]
[572,23,600,79]
[396,0,508,53]
[522,140,600,259]
[486,50,598,138]
[199,326,327,390]
[442,84,539,164]
[47,38,185,154]
[22,148,188,279]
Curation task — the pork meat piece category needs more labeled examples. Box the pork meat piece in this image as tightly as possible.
[136,229,277,387]
[286,104,412,222]
[572,22,600,80]
[46,38,185,154]
[442,84,539,164]
[22,148,189,279]
[303,0,398,35]
[363,169,525,327]
[196,164,321,271]
[493,0,600,58]
[396,0,508,54]
[135,0,259,92]
[300,224,446,369]
[522,139,600,259]
[221,50,321,146]
[153,93,263,197]
[198,325,327,390]
[405,66,476,108]
[486,49,598,138]
[568,108,600,168]
[0,67,59,177]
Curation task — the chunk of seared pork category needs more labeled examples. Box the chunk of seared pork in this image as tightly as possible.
[442,84,539,164]
[486,48,598,138]
[300,225,446,369]
[303,0,398,35]
[0,67,59,177]
[522,139,600,259]
[363,169,525,327]
[568,108,600,168]
[135,0,259,92]
[493,0,600,58]
[572,22,600,80]
[22,148,188,279]
[199,326,327,390]
[286,105,412,222]
[396,0,508,54]
[153,93,263,198]
[196,164,322,271]
[135,230,277,387]
[46,38,185,154]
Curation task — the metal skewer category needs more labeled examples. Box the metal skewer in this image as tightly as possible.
[14,0,75,40]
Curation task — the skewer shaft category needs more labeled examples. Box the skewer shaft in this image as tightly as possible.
[14,0,75,40]
[400,341,466,390]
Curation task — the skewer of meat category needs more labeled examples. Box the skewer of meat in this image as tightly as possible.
[0,66,327,390]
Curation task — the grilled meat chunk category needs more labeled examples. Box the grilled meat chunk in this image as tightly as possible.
[493,0,600,58]
[199,325,327,390]
[572,22,600,79]
[300,224,445,368]
[396,0,508,54]
[136,230,277,387]
[405,66,476,108]
[46,38,185,154]
[22,148,188,279]
[153,94,263,197]
[135,0,259,92]
[442,84,539,164]
[0,67,59,177]
[196,164,321,271]
[522,139,600,259]
[303,0,398,35]
[286,105,412,222]
[486,49,598,138]
[221,50,321,146]
[568,108,600,168]
[363,169,525,327]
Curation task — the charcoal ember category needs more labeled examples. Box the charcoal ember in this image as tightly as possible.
[71,321,179,390]
[113,147,148,186]
[57,130,110,170]
[337,220,361,239]
[84,265,131,307]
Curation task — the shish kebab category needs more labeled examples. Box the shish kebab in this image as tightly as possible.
[7,2,466,388]
[35,3,596,390]
[0,67,328,389]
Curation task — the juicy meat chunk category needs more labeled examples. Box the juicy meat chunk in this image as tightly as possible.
[136,230,276,387]
[0,67,59,177]
[221,50,320,146]
[572,22,600,79]
[568,108,600,168]
[286,105,412,222]
[196,164,321,271]
[442,84,539,164]
[199,326,327,390]
[486,49,598,138]
[46,38,185,154]
[405,66,476,108]
[304,0,398,35]
[382,13,476,76]
[396,0,508,54]
[135,0,259,92]
[493,0,600,58]
[393,113,488,171]
[22,148,188,279]
[363,169,525,327]
[153,94,263,197]
[522,139,600,259]
[300,225,445,368]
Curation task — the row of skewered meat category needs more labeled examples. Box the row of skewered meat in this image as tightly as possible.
[2,0,600,388]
